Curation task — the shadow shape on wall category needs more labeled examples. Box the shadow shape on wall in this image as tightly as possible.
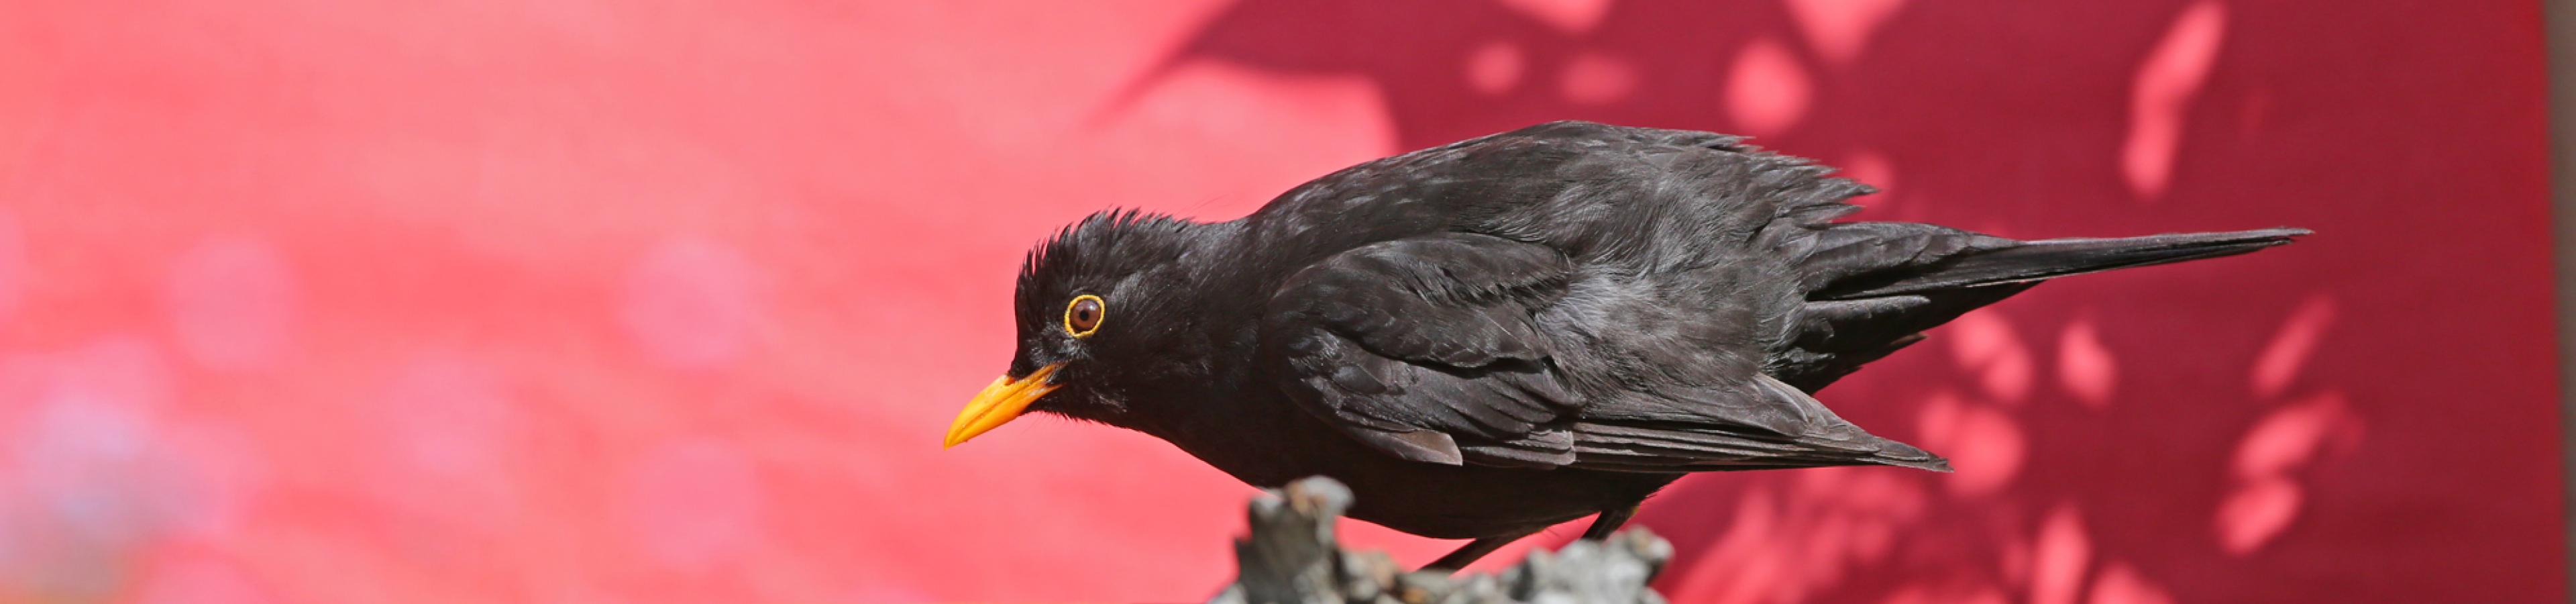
[1119,0,2561,602]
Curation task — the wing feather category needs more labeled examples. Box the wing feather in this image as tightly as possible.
[1264,234,1579,466]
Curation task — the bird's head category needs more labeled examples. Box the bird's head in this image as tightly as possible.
[943,209,1215,448]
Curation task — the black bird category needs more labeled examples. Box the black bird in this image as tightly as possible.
[945,121,2304,570]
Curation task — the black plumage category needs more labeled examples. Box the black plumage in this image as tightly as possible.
[949,121,2305,569]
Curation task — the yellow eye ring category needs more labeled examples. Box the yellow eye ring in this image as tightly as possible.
[1063,295,1106,338]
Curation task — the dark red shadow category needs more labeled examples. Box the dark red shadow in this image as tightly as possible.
[1135,1,2565,601]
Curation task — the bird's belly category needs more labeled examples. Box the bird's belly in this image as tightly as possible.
[1156,412,1676,540]
[1328,462,1678,540]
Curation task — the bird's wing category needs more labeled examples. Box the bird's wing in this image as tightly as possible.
[1260,233,1585,468]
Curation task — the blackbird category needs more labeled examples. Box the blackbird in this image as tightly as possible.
[945,121,2305,570]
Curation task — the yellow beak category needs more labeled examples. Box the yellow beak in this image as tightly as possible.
[944,363,1063,448]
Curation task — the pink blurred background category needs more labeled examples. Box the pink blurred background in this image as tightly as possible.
[0,0,2564,602]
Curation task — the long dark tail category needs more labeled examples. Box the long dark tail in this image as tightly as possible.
[1816,228,2312,301]
[1771,225,2310,392]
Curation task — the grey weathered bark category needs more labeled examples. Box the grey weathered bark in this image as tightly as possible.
[1209,476,1672,604]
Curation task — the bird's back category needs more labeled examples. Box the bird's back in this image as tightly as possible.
[1240,121,1806,264]
[1237,121,1868,391]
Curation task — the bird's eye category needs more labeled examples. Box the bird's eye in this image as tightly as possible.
[1064,295,1106,338]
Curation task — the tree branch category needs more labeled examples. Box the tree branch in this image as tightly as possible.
[1210,476,1673,604]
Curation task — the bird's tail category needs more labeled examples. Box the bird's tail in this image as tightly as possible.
[1772,225,2309,393]
[1815,228,2310,301]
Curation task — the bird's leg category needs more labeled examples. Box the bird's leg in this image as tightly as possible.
[1420,530,1538,572]
[1580,505,1639,540]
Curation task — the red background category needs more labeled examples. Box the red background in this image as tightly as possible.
[0,0,2563,602]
